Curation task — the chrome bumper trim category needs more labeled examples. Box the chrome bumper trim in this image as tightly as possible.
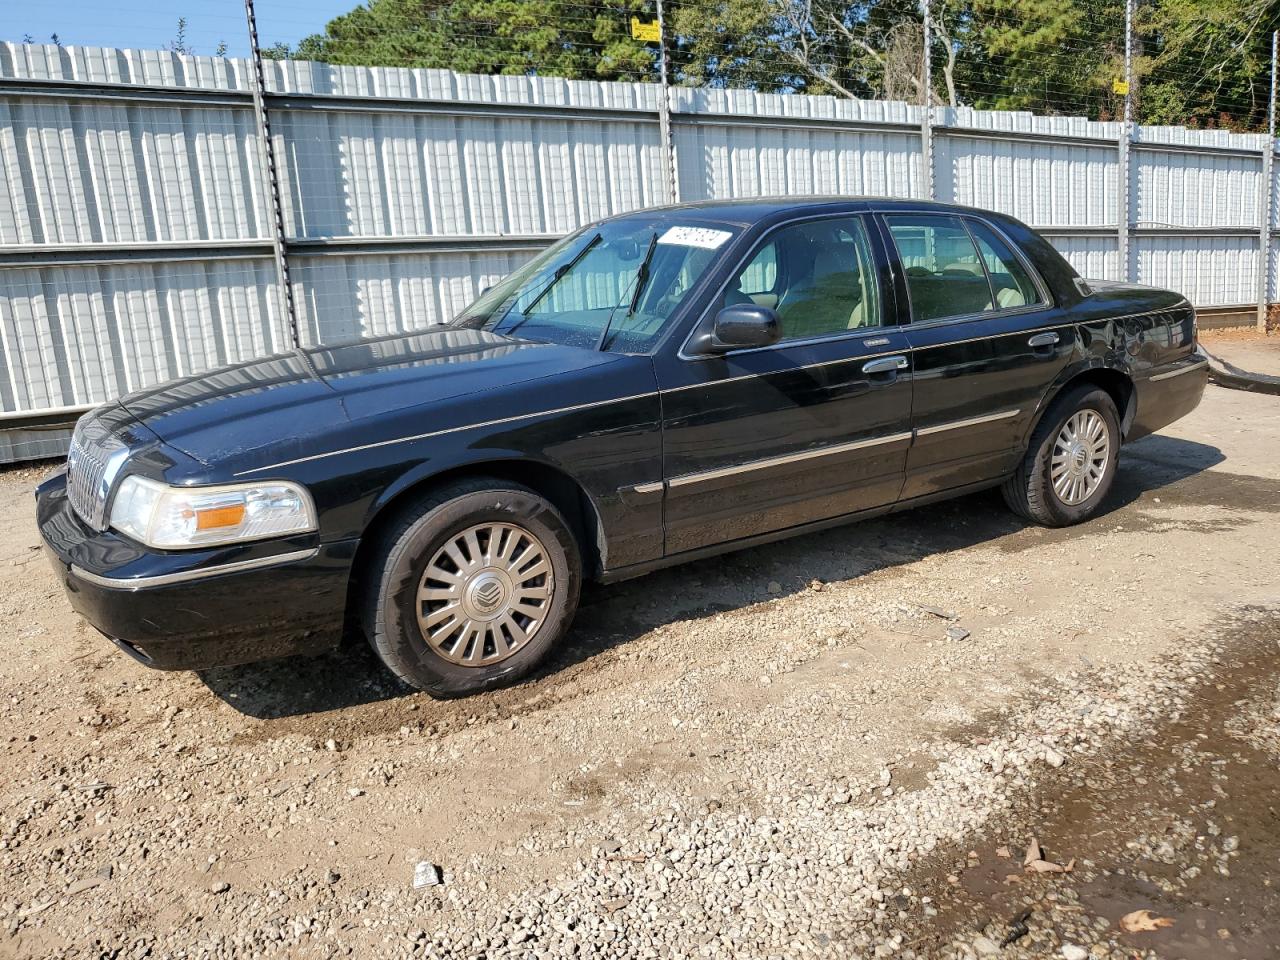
[1149,358,1208,382]
[70,548,319,591]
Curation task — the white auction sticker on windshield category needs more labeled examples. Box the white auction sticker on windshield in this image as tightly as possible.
[657,226,733,249]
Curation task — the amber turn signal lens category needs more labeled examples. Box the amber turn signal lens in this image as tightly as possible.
[195,504,247,531]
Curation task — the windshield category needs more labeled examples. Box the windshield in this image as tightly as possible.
[451,218,739,352]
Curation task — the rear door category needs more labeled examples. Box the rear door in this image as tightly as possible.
[878,213,1074,500]
[655,213,914,556]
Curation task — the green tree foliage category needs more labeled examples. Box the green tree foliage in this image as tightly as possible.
[261,0,1280,130]
[265,0,658,82]
[1137,0,1277,130]
[955,0,1124,116]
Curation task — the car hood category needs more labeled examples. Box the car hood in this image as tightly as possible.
[117,328,618,465]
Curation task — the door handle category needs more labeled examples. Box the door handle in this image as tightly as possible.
[1028,331,1060,349]
[862,355,909,375]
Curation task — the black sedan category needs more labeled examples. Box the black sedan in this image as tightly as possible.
[37,198,1207,697]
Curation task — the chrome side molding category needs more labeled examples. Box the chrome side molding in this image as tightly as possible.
[667,431,913,489]
[915,408,1021,438]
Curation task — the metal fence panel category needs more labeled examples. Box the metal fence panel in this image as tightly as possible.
[290,250,527,345]
[938,136,1119,228]
[0,258,285,410]
[1135,235,1260,307]
[1049,236,1122,287]
[0,98,267,245]
[1135,146,1263,228]
[1,42,1277,462]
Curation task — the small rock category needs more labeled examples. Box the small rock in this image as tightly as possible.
[946,627,971,642]
[210,881,230,894]
[324,739,338,752]
[1062,945,1088,960]
[412,861,441,889]
[767,581,782,595]
[1222,836,1239,853]
[67,876,102,896]
[1043,747,1066,768]
[324,869,340,885]
[347,787,364,799]
[973,936,1001,956]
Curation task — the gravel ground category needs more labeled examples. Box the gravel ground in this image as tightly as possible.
[1,383,1278,959]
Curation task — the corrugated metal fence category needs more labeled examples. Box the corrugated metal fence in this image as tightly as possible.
[1,42,1276,461]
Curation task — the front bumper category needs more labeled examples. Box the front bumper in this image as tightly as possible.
[37,470,356,670]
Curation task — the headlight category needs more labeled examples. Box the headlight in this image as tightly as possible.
[109,476,317,549]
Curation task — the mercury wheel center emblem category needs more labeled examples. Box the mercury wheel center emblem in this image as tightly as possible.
[472,577,504,611]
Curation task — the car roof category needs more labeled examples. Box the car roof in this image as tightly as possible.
[602,196,1010,229]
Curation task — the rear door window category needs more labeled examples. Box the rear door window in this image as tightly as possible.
[885,215,991,322]
[885,214,1043,323]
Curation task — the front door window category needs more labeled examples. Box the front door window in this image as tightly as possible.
[722,217,882,341]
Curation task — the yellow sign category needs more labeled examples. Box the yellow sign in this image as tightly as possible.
[1112,79,1130,95]
[630,17,661,42]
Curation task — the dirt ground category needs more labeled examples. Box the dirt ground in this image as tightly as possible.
[1200,327,1280,377]
[1,383,1278,959]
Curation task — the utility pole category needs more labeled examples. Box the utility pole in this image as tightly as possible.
[244,0,300,348]
[655,0,680,204]
[1118,0,1135,283]
[920,0,935,200]
[1259,31,1277,333]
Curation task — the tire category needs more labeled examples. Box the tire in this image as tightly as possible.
[1002,386,1121,527]
[362,478,581,697]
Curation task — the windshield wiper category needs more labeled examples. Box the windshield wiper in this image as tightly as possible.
[597,232,659,352]
[520,232,602,318]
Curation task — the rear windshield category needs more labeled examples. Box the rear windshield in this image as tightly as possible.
[451,218,739,353]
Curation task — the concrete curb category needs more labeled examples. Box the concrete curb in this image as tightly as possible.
[1198,345,1280,396]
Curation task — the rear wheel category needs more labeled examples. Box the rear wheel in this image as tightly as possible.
[363,478,581,697]
[1002,386,1120,527]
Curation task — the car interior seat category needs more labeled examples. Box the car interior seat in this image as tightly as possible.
[775,234,873,338]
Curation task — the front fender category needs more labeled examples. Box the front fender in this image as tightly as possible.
[317,388,665,573]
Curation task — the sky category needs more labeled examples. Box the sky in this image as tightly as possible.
[0,0,356,58]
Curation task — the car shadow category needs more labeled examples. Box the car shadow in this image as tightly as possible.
[198,434,1231,720]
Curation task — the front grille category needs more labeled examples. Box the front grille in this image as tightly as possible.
[66,415,127,531]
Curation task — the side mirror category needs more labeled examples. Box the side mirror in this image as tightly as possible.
[709,304,780,352]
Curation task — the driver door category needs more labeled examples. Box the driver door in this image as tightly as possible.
[654,213,914,556]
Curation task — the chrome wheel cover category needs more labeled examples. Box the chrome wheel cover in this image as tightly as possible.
[416,522,553,666]
[1051,409,1111,506]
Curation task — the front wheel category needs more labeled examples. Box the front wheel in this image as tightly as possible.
[363,478,581,697]
[1002,386,1121,527]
